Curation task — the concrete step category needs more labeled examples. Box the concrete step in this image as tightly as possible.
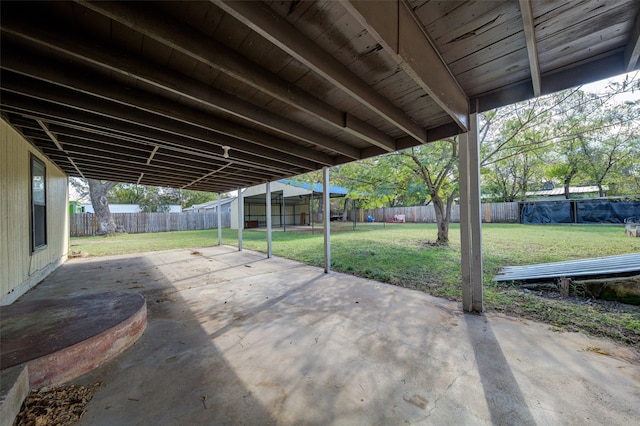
[0,365,29,426]
[1,292,146,389]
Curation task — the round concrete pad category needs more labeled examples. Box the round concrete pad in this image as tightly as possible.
[1,292,146,387]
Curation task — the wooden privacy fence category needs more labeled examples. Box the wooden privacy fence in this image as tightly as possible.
[358,202,519,224]
[70,211,231,237]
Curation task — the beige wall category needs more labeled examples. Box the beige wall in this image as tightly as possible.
[1,118,69,305]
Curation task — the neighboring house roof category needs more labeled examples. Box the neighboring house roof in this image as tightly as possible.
[184,197,236,211]
[526,186,606,197]
[277,179,348,196]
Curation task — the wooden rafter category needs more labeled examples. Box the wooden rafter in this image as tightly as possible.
[76,1,398,153]
[0,20,360,160]
[215,0,422,147]
[519,0,542,97]
[626,11,640,72]
[36,118,85,177]
[343,0,468,131]
[0,92,303,175]
[0,50,330,169]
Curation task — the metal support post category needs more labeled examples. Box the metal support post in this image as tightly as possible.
[323,167,331,273]
[266,182,272,258]
[237,187,243,251]
[217,193,222,246]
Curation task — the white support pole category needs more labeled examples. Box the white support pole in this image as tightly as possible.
[282,194,286,232]
[237,187,243,251]
[459,112,483,313]
[217,193,222,246]
[323,166,331,273]
[266,182,272,258]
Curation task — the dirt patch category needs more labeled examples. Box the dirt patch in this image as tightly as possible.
[15,382,102,426]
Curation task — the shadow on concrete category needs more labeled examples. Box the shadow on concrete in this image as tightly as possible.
[464,314,536,425]
[10,246,640,424]
[15,249,277,425]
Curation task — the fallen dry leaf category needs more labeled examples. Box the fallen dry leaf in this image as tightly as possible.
[15,382,102,426]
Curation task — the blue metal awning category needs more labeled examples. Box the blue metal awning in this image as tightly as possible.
[278,179,348,196]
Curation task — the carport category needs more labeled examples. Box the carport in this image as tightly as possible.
[232,179,348,229]
[2,0,640,310]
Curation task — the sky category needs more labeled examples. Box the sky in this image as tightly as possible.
[581,71,640,103]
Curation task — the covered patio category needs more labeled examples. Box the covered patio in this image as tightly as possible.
[7,247,640,424]
[3,0,640,312]
[2,1,640,422]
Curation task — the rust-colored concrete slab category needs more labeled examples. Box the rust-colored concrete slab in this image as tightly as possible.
[0,292,146,388]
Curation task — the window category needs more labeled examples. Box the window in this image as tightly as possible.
[31,154,47,252]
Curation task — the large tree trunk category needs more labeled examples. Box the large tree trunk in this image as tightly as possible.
[563,177,572,199]
[88,179,117,235]
[432,194,449,244]
[563,168,577,199]
[342,198,349,221]
[316,195,323,222]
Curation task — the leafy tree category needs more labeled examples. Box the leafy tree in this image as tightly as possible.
[577,100,640,196]
[483,74,639,201]
[108,183,146,204]
[108,183,218,211]
[332,157,410,208]
[327,73,639,244]
[181,190,219,208]
[400,139,459,244]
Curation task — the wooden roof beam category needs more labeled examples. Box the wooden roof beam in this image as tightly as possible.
[36,118,85,177]
[35,119,63,151]
[475,52,629,112]
[23,129,249,177]
[0,21,359,160]
[22,119,249,173]
[519,0,542,97]
[44,122,256,173]
[1,50,331,169]
[343,0,469,131]
[77,1,395,153]
[0,93,302,175]
[146,146,159,166]
[626,11,640,72]
[182,163,232,190]
[41,151,252,188]
[215,0,422,147]
[43,126,268,178]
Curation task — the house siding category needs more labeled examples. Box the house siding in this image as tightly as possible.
[1,118,69,305]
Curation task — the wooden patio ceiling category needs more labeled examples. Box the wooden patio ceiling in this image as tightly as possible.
[2,1,639,193]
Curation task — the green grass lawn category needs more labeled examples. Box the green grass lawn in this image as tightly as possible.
[71,223,640,345]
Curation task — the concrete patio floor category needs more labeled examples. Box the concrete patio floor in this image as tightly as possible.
[16,246,640,425]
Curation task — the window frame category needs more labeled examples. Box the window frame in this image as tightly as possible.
[30,154,47,253]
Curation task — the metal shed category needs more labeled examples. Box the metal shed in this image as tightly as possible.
[233,180,348,229]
